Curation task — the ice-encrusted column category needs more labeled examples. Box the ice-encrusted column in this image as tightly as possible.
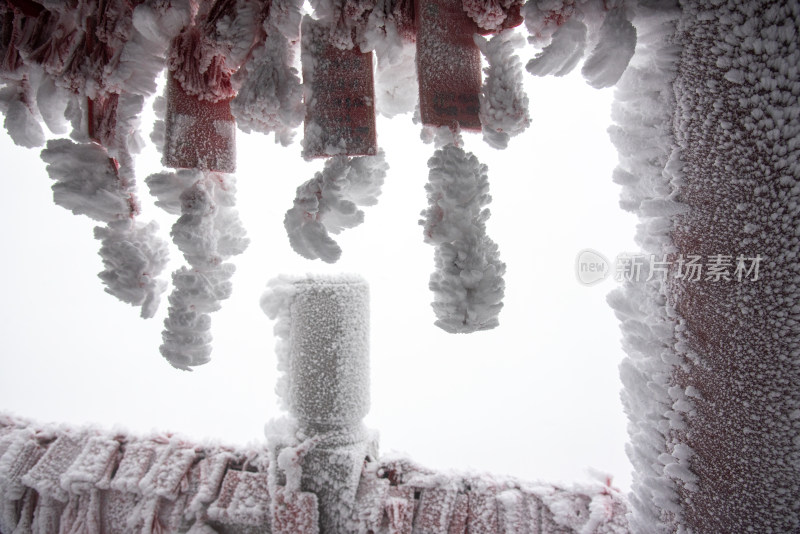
[261,274,376,533]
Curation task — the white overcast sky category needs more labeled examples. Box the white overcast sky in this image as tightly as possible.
[0,64,638,491]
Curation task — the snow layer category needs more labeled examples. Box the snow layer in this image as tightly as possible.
[474,29,530,149]
[420,143,506,333]
[285,151,388,263]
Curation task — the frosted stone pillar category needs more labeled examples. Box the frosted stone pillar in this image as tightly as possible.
[287,277,370,432]
[262,274,376,534]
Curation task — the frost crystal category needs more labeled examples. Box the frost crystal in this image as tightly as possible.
[420,144,505,332]
[148,170,249,370]
[475,30,530,149]
[285,151,388,263]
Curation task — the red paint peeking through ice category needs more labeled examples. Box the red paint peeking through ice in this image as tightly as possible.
[415,0,482,131]
[302,17,377,158]
[162,72,236,173]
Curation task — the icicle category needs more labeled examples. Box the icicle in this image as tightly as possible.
[474,29,529,149]
[420,140,505,333]
[284,150,388,263]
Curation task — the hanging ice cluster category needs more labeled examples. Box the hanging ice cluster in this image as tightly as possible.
[420,142,506,333]
[0,0,197,318]
[41,138,170,318]
[474,30,530,149]
[523,0,637,89]
[461,0,523,33]
[285,151,388,263]
[230,0,305,146]
[360,0,417,118]
[146,169,249,370]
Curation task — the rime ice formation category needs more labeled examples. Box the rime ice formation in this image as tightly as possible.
[230,9,305,146]
[285,151,388,263]
[0,0,189,318]
[474,29,530,149]
[420,142,506,333]
[0,413,630,533]
[261,274,374,532]
[40,117,170,319]
[606,0,800,532]
[668,1,800,531]
[461,0,523,33]
[604,3,686,530]
[523,1,637,89]
[145,169,249,370]
[581,7,637,89]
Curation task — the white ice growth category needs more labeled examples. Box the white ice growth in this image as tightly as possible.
[523,1,637,89]
[42,139,170,318]
[605,2,687,531]
[461,0,519,32]
[474,30,530,149]
[420,144,505,333]
[231,22,304,146]
[260,274,371,426]
[41,139,132,223]
[94,219,170,319]
[0,84,45,148]
[373,43,417,118]
[147,171,249,370]
[203,0,262,71]
[581,8,637,89]
[308,0,375,50]
[359,0,417,118]
[285,151,388,263]
[526,18,588,77]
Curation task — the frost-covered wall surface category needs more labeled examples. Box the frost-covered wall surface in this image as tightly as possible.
[668,0,800,531]
[610,0,800,532]
[0,414,629,534]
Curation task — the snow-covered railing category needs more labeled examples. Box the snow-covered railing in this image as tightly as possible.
[0,413,629,534]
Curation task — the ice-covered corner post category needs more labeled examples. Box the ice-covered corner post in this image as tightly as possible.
[261,274,375,533]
